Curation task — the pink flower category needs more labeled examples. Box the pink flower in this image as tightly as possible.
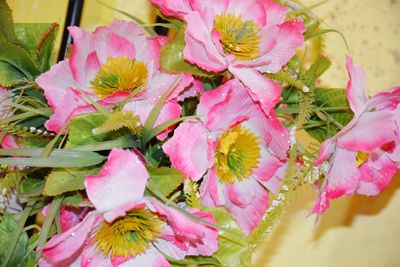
[163,79,289,235]
[42,204,90,233]
[312,56,400,214]
[150,0,305,114]
[39,149,218,267]
[35,20,193,134]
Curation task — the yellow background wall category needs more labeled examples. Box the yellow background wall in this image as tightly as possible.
[7,0,400,266]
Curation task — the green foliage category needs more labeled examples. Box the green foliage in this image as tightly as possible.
[0,62,24,87]
[93,110,142,137]
[43,167,100,196]
[34,23,58,72]
[147,166,185,197]
[65,113,124,149]
[0,0,19,44]
[306,88,353,142]
[20,178,44,198]
[209,208,252,267]
[160,29,214,77]
[0,213,29,267]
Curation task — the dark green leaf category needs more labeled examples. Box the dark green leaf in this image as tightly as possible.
[0,0,19,43]
[43,167,100,196]
[0,213,28,267]
[20,178,44,197]
[14,23,52,56]
[0,40,40,79]
[304,57,331,84]
[147,166,185,197]
[160,30,214,77]
[0,61,25,87]
[35,23,59,72]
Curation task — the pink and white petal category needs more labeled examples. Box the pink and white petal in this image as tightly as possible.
[227,0,266,26]
[225,182,268,235]
[1,134,18,149]
[197,80,232,122]
[357,152,398,196]
[262,0,288,27]
[120,246,169,267]
[190,0,228,26]
[149,0,192,19]
[315,138,336,165]
[146,72,193,103]
[227,178,264,207]
[200,168,228,207]
[154,238,187,260]
[84,149,148,219]
[81,239,109,267]
[260,162,287,193]
[338,110,396,152]
[154,101,182,141]
[60,206,86,233]
[254,20,305,74]
[252,148,283,182]
[95,31,135,63]
[176,78,205,101]
[41,211,98,266]
[327,147,359,194]
[35,60,76,110]
[44,88,79,133]
[163,120,210,180]
[229,66,281,114]
[345,56,368,116]
[183,12,228,72]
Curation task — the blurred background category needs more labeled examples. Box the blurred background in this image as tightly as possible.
[7,0,400,266]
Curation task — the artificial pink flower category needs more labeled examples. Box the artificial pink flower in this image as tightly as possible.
[312,56,400,214]
[39,149,218,267]
[150,0,305,114]
[42,204,90,233]
[35,20,193,134]
[163,79,289,235]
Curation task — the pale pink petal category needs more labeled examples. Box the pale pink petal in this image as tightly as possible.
[229,66,281,114]
[315,138,336,165]
[225,182,268,235]
[84,149,148,221]
[338,110,396,152]
[183,12,228,72]
[153,101,182,141]
[227,0,265,26]
[346,56,368,116]
[1,134,18,149]
[253,20,305,73]
[262,0,288,27]
[176,78,205,101]
[163,120,210,180]
[81,239,109,267]
[227,178,263,207]
[60,206,88,233]
[260,162,287,193]
[155,237,187,260]
[357,152,398,196]
[252,148,283,182]
[120,247,169,267]
[200,168,227,206]
[149,0,192,19]
[146,72,193,103]
[41,211,98,266]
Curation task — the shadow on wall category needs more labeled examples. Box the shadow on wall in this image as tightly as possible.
[313,171,400,241]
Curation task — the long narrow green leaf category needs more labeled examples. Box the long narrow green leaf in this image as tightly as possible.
[142,116,197,144]
[142,78,180,137]
[305,29,349,51]
[73,136,138,151]
[1,203,33,267]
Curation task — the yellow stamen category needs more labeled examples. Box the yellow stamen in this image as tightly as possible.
[93,209,162,258]
[214,13,261,61]
[356,151,369,167]
[91,57,147,98]
[214,125,261,184]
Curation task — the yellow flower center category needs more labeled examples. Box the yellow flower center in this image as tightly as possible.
[93,209,162,258]
[356,151,369,167]
[213,13,261,61]
[91,57,148,98]
[214,125,261,184]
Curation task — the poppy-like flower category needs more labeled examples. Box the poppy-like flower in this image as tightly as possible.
[39,149,218,267]
[312,56,400,214]
[163,79,289,235]
[42,204,90,233]
[35,20,193,133]
[149,0,305,114]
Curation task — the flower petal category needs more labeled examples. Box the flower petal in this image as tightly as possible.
[338,110,396,152]
[84,149,148,221]
[120,247,169,267]
[262,0,288,27]
[149,0,192,19]
[163,120,210,180]
[346,56,368,116]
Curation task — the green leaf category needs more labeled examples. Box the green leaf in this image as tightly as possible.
[208,208,252,267]
[0,0,19,43]
[0,61,25,87]
[0,40,40,79]
[62,193,85,206]
[14,23,51,56]
[43,167,100,196]
[147,166,185,197]
[20,178,44,197]
[65,113,124,149]
[306,88,353,142]
[160,30,214,77]
[35,23,59,72]
[0,213,29,267]
[304,57,331,84]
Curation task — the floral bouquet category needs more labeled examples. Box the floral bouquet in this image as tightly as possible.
[0,0,399,266]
